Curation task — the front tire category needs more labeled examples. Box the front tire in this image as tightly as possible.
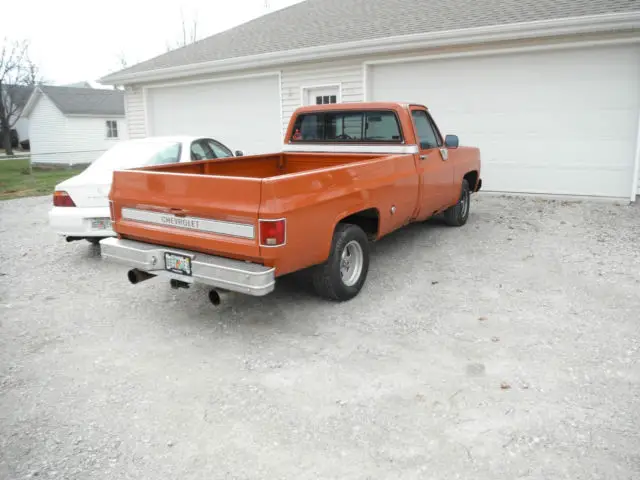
[311,223,370,301]
[444,179,471,227]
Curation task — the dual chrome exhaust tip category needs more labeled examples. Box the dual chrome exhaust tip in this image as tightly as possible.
[127,269,221,306]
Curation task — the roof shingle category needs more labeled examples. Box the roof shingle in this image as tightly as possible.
[103,0,640,81]
[5,85,34,109]
[41,85,124,116]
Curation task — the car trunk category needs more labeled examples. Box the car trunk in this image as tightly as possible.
[57,170,112,208]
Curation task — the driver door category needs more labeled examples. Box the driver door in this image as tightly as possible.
[410,107,454,220]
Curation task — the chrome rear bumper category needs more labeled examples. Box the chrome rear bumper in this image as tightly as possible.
[100,237,275,296]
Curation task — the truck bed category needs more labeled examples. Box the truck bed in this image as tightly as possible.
[108,150,419,274]
[139,152,385,178]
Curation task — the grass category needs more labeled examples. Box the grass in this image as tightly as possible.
[0,159,87,200]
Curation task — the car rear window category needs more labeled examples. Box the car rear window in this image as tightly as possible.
[290,110,403,143]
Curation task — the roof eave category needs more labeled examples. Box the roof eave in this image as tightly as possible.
[65,113,126,118]
[21,87,44,118]
[99,12,640,86]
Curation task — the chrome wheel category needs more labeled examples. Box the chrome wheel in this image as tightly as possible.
[340,240,364,287]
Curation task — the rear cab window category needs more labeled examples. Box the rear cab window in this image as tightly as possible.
[290,110,404,143]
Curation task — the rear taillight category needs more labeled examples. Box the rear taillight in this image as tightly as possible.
[53,190,76,207]
[259,219,286,246]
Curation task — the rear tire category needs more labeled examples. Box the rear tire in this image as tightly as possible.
[444,179,471,227]
[311,223,370,301]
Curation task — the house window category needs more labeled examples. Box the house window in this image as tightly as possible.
[316,95,337,105]
[106,120,118,138]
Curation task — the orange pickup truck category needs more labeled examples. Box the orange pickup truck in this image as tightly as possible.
[100,102,481,303]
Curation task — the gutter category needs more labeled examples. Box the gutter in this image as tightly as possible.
[100,12,640,85]
[65,114,126,118]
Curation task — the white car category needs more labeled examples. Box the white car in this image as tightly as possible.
[49,136,242,244]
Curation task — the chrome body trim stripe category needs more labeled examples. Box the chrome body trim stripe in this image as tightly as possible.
[282,143,419,154]
[121,208,255,239]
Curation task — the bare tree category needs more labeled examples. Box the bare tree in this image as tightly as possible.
[117,50,129,69]
[166,8,199,51]
[24,55,43,86]
[0,38,41,155]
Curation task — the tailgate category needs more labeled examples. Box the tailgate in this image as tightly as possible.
[109,170,262,259]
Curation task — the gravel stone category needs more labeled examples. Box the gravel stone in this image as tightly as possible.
[1,193,639,479]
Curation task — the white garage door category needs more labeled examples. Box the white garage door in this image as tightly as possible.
[370,44,640,198]
[147,74,282,155]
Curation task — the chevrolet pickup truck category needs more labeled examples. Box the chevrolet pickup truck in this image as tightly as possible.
[100,102,481,303]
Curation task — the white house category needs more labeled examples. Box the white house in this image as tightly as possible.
[99,0,640,201]
[22,85,128,165]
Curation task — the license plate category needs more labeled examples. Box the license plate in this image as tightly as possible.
[91,218,112,230]
[164,252,192,276]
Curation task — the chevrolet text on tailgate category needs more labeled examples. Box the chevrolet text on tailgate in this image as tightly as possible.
[100,102,482,303]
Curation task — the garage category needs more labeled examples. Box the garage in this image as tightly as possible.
[145,74,283,155]
[369,44,640,198]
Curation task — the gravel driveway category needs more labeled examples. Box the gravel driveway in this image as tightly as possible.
[1,194,639,480]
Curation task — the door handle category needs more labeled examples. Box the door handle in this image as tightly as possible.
[420,155,427,160]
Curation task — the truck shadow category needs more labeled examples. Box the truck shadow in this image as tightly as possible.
[116,216,456,336]
[254,216,448,301]
[369,216,447,257]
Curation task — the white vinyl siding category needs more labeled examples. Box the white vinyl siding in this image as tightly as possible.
[28,93,127,165]
[63,117,129,165]
[124,86,146,139]
[28,94,70,165]
[281,59,363,133]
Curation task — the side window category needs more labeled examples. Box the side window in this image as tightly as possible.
[147,143,181,165]
[206,139,233,158]
[411,110,440,150]
[190,141,209,161]
[426,112,443,146]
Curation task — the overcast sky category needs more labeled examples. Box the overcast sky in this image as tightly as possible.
[4,0,303,86]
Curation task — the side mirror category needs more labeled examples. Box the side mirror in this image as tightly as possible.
[444,135,459,148]
[235,150,244,157]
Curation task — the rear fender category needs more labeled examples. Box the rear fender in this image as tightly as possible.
[332,206,380,238]
[313,205,378,255]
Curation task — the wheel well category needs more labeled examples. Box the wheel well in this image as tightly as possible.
[338,208,379,240]
[464,171,479,191]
